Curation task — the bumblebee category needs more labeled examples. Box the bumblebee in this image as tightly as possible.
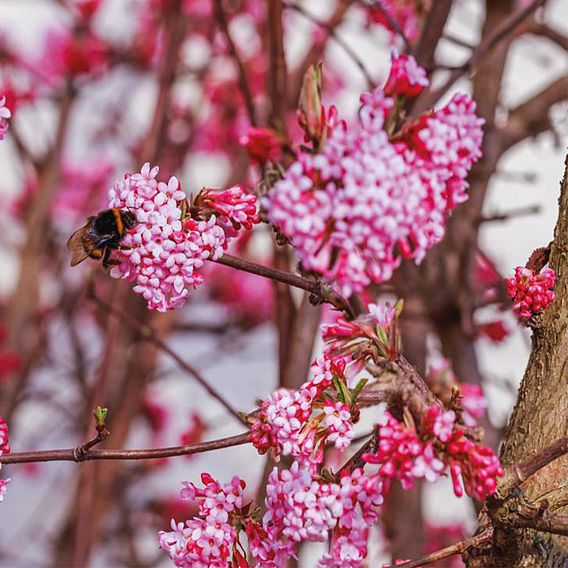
[67,208,137,268]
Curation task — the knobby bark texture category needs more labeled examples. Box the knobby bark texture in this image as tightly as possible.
[469,154,568,566]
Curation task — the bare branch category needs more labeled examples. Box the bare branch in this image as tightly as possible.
[0,432,251,465]
[502,76,567,151]
[387,528,493,568]
[211,254,356,318]
[414,0,546,113]
[526,21,568,51]
[213,0,257,126]
[283,0,375,88]
[497,437,568,499]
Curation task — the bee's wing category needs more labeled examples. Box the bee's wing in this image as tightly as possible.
[66,224,92,266]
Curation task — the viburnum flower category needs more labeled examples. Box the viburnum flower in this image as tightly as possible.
[364,0,419,42]
[250,354,357,467]
[0,96,11,140]
[364,408,503,499]
[263,464,383,565]
[0,417,10,454]
[506,266,555,320]
[158,473,246,568]
[0,478,9,502]
[0,417,10,504]
[421,405,456,443]
[384,51,429,98]
[240,126,283,164]
[460,384,488,427]
[265,56,483,296]
[477,319,509,343]
[446,429,504,500]
[108,163,258,311]
[364,412,423,490]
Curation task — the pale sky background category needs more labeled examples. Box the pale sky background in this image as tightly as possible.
[0,0,566,566]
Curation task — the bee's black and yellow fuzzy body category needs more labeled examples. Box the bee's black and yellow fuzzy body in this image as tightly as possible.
[66,208,137,268]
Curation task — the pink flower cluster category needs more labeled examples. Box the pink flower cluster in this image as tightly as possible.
[0,417,10,502]
[159,466,383,568]
[157,473,245,567]
[260,463,383,567]
[364,406,503,500]
[251,355,354,468]
[265,53,484,296]
[364,0,420,42]
[506,266,555,320]
[108,163,258,311]
[0,96,11,140]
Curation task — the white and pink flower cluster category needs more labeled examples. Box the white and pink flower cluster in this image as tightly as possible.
[265,53,484,296]
[250,355,355,468]
[0,96,11,140]
[0,417,10,502]
[260,463,383,567]
[506,266,555,320]
[108,163,258,311]
[364,406,503,501]
[157,473,246,567]
[160,465,384,568]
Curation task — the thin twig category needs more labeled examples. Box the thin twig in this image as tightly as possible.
[478,204,541,224]
[387,528,493,568]
[415,0,545,112]
[283,0,375,89]
[211,254,356,319]
[0,432,251,464]
[213,0,257,126]
[90,289,248,426]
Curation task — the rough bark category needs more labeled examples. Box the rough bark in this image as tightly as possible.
[468,155,568,566]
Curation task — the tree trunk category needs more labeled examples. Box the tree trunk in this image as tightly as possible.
[469,154,568,566]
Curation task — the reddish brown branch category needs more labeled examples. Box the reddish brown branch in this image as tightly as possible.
[502,76,567,151]
[497,437,568,499]
[508,511,568,537]
[213,0,257,126]
[415,0,545,112]
[0,432,251,464]
[212,254,355,318]
[387,528,493,568]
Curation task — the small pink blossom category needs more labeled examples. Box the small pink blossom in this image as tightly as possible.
[240,126,283,164]
[0,96,11,140]
[421,405,456,442]
[0,478,9,502]
[369,301,397,328]
[0,417,9,454]
[363,413,422,490]
[364,0,419,42]
[411,443,445,483]
[323,401,354,450]
[384,51,429,98]
[460,384,487,427]
[507,266,555,320]
[445,429,503,500]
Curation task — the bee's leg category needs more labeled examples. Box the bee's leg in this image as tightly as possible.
[102,247,112,269]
